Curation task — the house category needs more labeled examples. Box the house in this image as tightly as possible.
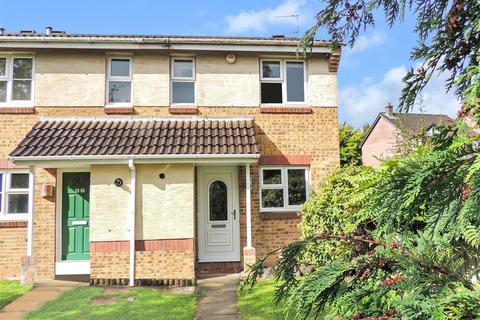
[361,104,453,167]
[0,28,340,286]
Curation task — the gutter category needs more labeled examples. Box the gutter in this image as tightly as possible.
[128,159,136,287]
[0,35,331,46]
[8,154,260,168]
[0,37,332,54]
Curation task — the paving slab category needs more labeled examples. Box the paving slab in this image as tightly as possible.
[195,273,240,320]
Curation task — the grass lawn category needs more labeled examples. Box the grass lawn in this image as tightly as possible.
[237,279,294,320]
[0,280,32,309]
[27,287,195,320]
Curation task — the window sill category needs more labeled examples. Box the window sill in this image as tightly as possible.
[260,211,299,220]
[104,106,135,114]
[0,107,35,114]
[0,220,28,228]
[168,106,198,114]
[259,106,312,114]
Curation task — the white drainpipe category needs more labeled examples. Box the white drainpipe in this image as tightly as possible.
[128,159,136,286]
[26,167,35,257]
[246,164,252,248]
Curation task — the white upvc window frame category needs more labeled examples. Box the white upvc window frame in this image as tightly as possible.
[259,58,307,105]
[170,57,196,106]
[259,166,310,212]
[0,55,35,106]
[106,56,133,107]
[0,171,33,220]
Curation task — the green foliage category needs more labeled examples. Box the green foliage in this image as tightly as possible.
[240,127,480,319]
[339,123,369,167]
[299,165,377,262]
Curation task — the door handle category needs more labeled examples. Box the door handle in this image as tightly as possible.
[232,209,236,220]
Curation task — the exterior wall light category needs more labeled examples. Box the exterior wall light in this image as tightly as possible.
[226,53,236,64]
[114,178,124,187]
[159,173,166,179]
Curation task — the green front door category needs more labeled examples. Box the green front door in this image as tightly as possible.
[62,172,90,261]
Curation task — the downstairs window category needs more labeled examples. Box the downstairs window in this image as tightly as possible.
[259,167,309,211]
[0,172,32,220]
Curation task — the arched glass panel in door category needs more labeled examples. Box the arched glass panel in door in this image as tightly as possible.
[209,180,228,221]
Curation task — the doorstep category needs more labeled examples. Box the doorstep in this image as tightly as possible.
[55,261,90,275]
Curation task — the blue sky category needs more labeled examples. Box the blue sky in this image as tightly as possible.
[0,0,459,126]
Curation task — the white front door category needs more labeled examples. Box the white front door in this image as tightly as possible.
[197,166,240,262]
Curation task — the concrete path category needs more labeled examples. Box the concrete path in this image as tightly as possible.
[0,280,87,320]
[195,274,240,320]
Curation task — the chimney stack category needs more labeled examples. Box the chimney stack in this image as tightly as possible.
[45,26,52,36]
[385,102,394,117]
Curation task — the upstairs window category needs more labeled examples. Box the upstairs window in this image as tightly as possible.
[260,167,309,211]
[107,58,132,105]
[171,58,195,104]
[0,57,34,104]
[0,172,32,220]
[260,59,305,104]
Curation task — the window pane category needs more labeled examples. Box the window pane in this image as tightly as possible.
[110,59,130,77]
[10,173,29,189]
[288,169,306,206]
[108,81,131,103]
[262,189,284,208]
[173,60,193,78]
[209,181,228,221]
[172,81,194,104]
[8,194,28,214]
[263,169,282,185]
[261,83,282,103]
[0,58,6,76]
[13,58,33,79]
[286,62,305,102]
[12,80,32,100]
[0,81,6,102]
[262,61,281,78]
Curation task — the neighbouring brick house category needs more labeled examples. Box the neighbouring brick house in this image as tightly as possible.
[361,104,453,167]
[0,28,340,285]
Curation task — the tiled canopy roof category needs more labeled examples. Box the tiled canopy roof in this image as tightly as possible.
[10,118,259,158]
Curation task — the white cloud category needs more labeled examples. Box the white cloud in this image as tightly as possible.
[340,66,460,126]
[349,31,386,53]
[225,0,306,33]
